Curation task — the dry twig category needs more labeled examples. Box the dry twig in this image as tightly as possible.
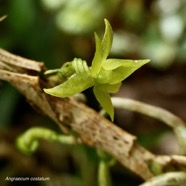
[1,48,186,181]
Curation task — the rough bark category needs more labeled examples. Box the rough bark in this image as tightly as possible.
[1,48,186,180]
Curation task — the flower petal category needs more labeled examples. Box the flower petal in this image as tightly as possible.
[91,33,102,77]
[96,68,112,84]
[93,85,114,121]
[108,66,138,84]
[106,82,121,93]
[101,19,113,60]
[102,59,150,70]
[91,19,113,77]
[44,73,94,97]
[95,83,121,93]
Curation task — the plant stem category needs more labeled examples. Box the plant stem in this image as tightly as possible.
[111,97,186,153]
[98,160,111,186]
[16,127,76,154]
[139,171,186,186]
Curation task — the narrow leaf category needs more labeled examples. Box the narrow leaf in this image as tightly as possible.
[103,59,150,70]
[91,33,103,77]
[44,73,94,97]
[101,19,113,60]
[93,85,114,121]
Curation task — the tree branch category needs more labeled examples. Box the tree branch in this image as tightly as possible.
[1,48,186,181]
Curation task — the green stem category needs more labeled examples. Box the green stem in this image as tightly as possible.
[98,160,111,186]
[16,127,76,154]
[111,97,186,153]
[97,149,114,186]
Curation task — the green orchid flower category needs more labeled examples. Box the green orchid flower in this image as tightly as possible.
[44,19,150,120]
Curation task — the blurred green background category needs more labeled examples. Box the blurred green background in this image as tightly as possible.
[0,0,186,185]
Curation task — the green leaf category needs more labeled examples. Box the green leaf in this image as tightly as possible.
[93,85,114,121]
[44,73,94,97]
[91,33,102,77]
[101,19,113,60]
[102,59,150,70]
